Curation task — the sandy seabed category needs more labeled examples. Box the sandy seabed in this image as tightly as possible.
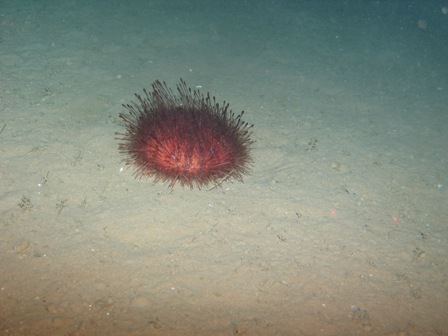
[1,1,447,335]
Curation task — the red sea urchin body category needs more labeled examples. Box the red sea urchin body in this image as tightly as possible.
[116,79,253,189]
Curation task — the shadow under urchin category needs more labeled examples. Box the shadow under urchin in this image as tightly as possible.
[116,79,254,189]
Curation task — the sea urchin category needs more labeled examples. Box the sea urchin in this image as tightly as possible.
[116,79,253,189]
